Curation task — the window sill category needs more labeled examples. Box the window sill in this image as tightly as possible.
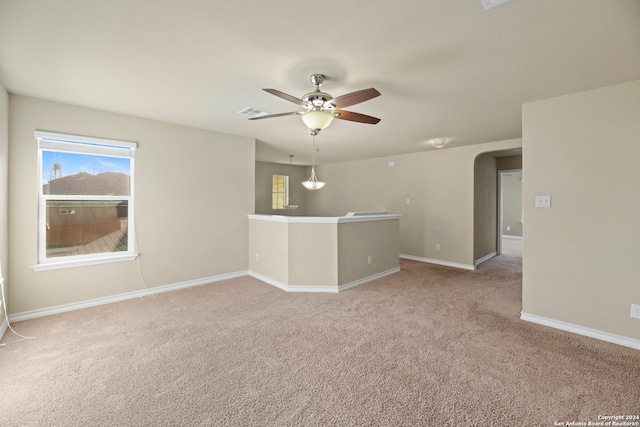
[31,253,138,272]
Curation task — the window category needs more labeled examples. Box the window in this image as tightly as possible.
[272,174,289,209]
[33,131,137,270]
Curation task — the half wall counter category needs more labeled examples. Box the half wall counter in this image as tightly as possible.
[248,212,401,292]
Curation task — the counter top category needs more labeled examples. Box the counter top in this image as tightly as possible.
[248,213,401,224]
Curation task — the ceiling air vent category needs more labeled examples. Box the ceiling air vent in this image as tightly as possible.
[238,107,270,118]
[481,0,511,10]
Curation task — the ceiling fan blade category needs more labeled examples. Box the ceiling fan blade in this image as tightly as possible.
[248,111,302,121]
[263,89,308,107]
[326,88,380,109]
[334,110,381,124]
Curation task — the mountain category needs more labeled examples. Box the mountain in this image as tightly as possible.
[44,172,130,196]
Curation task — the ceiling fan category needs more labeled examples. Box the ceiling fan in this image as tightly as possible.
[249,74,381,134]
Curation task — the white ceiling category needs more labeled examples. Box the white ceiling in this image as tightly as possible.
[0,0,638,165]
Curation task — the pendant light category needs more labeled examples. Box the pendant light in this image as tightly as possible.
[283,155,299,209]
[302,133,325,190]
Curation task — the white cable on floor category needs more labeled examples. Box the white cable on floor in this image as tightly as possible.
[133,221,150,289]
[1,206,148,344]
[0,271,35,340]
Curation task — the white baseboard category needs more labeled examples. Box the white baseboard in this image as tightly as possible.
[502,235,523,239]
[400,254,475,271]
[248,267,401,293]
[8,270,248,323]
[247,271,337,293]
[339,267,401,291]
[520,312,640,350]
[475,251,497,266]
[5,267,401,327]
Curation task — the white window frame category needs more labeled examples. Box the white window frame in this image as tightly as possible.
[32,130,138,271]
[272,174,290,210]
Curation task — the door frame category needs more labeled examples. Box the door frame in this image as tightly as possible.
[497,168,522,255]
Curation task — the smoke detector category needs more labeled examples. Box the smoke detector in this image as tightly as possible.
[481,0,511,10]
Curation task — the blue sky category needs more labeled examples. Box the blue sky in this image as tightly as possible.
[42,151,131,185]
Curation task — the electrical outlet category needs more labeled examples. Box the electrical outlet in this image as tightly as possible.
[367,256,372,265]
[255,253,260,262]
[435,244,441,251]
[631,304,640,319]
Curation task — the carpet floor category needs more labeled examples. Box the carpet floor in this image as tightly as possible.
[1,254,639,426]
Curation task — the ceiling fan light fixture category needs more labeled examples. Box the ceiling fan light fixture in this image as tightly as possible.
[250,74,380,128]
[301,110,334,131]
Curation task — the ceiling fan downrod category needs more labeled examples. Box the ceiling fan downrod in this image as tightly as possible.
[302,74,333,109]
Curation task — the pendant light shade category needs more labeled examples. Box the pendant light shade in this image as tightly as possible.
[302,166,325,190]
[301,110,334,132]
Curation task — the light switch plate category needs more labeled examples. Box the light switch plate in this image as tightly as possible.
[535,195,551,208]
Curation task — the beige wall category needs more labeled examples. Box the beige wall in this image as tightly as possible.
[522,80,640,340]
[306,139,522,267]
[288,223,338,287]
[337,220,399,285]
[248,218,339,287]
[248,219,290,284]
[255,161,307,216]
[0,80,8,323]
[249,217,399,289]
[8,95,255,314]
[497,155,522,171]
[474,153,498,261]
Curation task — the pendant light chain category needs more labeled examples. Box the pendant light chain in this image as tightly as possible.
[311,133,318,168]
[302,132,326,190]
